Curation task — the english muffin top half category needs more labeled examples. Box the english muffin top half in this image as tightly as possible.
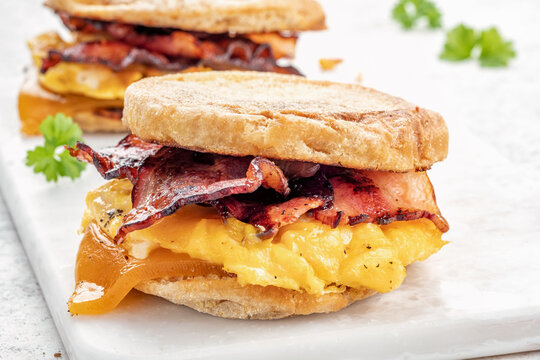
[45,0,326,34]
[124,71,448,172]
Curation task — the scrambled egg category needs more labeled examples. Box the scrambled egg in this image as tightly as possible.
[28,32,145,100]
[82,179,446,295]
[39,62,144,100]
[29,32,211,100]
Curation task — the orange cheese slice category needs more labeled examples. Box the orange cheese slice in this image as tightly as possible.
[68,222,227,315]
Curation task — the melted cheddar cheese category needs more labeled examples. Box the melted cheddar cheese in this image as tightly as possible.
[81,180,446,298]
[69,223,228,315]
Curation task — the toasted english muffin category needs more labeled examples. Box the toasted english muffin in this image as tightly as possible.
[69,71,449,320]
[123,71,448,172]
[45,0,326,34]
[135,276,375,320]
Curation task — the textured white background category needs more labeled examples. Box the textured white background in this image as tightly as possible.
[0,0,539,359]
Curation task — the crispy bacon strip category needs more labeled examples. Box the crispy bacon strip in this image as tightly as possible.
[217,196,326,238]
[40,41,197,73]
[40,39,300,74]
[48,12,301,74]
[313,169,449,232]
[60,11,230,58]
[198,42,301,75]
[71,136,448,242]
[70,135,289,242]
[118,149,289,241]
[59,11,297,59]
[68,134,162,183]
[214,172,333,238]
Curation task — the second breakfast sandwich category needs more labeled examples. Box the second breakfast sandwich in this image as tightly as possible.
[68,71,449,319]
[18,0,325,134]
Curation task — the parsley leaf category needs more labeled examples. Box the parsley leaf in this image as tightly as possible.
[440,25,516,67]
[392,0,442,30]
[25,114,86,182]
[478,27,516,67]
[440,24,478,61]
[40,113,83,148]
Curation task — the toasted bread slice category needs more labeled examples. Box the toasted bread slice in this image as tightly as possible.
[135,276,375,320]
[123,71,448,172]
[45,0,326,34]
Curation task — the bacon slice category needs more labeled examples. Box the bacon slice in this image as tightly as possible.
[313,169,449,232]
[68,134,162,183]
[119,150,288,241]
[71,136,448,242]
[198,42,301,75]
[59,11,232,59]
[48,12,301,74]
[40,41,197,73]
[214,172,333,238]
[69,136,289,242]
[41,39,300,74]
[59,11,296,60]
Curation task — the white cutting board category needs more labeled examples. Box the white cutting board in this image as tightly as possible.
[2,0,540,359]
[2,106,540,360]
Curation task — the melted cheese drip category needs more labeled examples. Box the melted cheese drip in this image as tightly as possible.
[69,222,227,315]
[81,180,446,299]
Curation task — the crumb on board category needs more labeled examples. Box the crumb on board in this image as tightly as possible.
[319,58,343,71]
[54,352,62,358]
[355,73,363,83]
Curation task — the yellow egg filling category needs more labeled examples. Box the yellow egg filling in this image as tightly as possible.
[82,179,447,295]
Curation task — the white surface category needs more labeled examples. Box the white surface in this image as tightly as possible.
[6,126,540,360]
[0,196,65,358]
[1,0,540,359]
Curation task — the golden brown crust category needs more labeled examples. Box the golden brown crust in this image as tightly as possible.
[135,276,375,319]
[124,71,448,172]
[45,0,326,34]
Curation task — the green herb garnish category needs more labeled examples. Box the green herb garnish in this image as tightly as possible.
[26,113,86,182]
[392,0,442,30]
[440,24,477,61]
[478,27,516,67]
[440,24,516,67]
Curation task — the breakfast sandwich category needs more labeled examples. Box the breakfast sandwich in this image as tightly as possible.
[18,0,325,135]
[68,71,449,319]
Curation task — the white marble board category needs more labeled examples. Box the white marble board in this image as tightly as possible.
[2,104,540,360]
[1,1,540,359]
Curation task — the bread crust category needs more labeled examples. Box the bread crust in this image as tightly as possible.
[45,0,326,34]
[124,71,448,172]
[135,276,375,319]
